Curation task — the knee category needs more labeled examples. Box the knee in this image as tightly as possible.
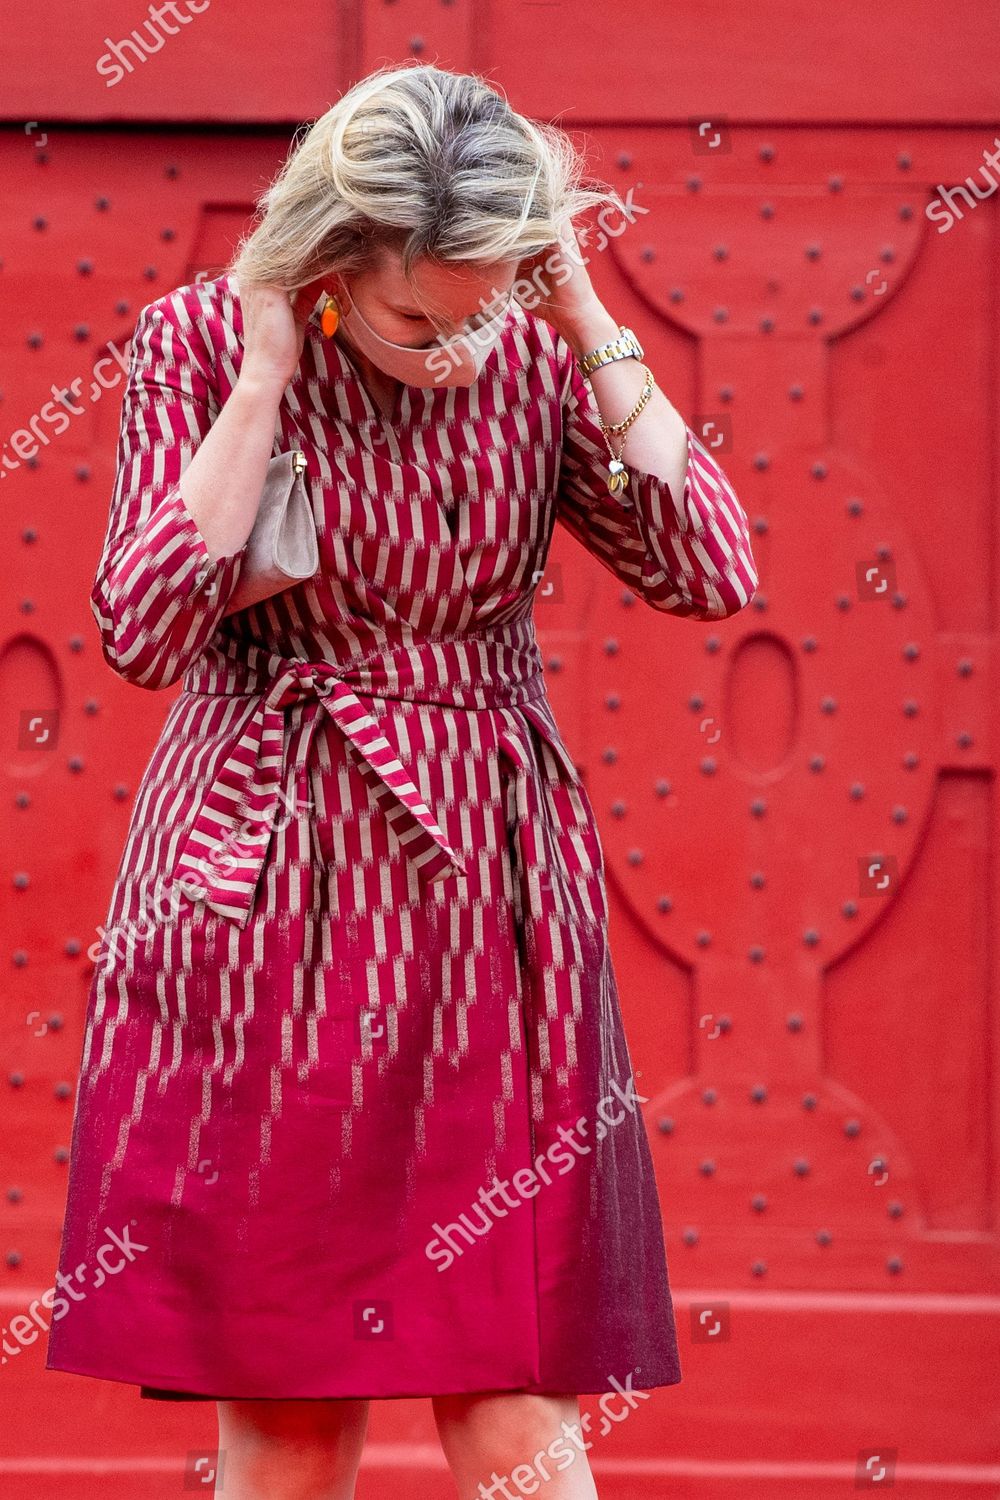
[433,1391,579,1459]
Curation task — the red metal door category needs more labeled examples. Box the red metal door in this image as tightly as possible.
[2,3,999,1496]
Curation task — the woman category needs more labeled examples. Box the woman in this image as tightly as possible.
[46,60,757,1500]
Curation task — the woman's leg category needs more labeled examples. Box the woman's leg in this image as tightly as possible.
[432,1391,600,1499]
[213,1397,370,1500]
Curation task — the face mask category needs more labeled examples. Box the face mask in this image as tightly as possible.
[333,280,513,388]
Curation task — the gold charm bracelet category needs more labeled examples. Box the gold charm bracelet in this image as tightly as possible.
[597,363,656,495]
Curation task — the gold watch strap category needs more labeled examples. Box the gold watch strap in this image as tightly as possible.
[578,325,644,377]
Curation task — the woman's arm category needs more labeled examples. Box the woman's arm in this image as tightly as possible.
[91,285,299,689]
[552,329,758,620]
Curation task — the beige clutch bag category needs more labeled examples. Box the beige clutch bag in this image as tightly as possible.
[221,448,319,615]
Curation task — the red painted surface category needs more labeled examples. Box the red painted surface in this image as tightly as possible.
[3,6,1000,1495]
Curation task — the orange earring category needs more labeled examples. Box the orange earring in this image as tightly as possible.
[320,295,341,338]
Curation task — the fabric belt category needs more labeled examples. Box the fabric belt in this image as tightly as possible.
[169,619,554,927]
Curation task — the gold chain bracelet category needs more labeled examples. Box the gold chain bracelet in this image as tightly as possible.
[597,363,655,495]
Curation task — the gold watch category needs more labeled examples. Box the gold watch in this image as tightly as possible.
[578,325,645,378]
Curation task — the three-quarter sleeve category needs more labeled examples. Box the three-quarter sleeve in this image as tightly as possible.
[90,295,248,689]
[553,339,758,619]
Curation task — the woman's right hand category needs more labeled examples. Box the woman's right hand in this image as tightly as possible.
[238,276,330,390]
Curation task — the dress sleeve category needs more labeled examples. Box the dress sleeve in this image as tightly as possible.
[553,340,758,619]
[90,296,248,689]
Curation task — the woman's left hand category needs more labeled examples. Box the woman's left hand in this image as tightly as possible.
[516,215,603,344]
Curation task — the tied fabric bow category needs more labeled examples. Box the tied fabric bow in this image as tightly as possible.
[169,659,468,926]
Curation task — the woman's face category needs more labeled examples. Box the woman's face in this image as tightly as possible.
[331,249,520,350]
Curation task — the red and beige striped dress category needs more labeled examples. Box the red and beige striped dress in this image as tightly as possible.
[45,272,757,1400]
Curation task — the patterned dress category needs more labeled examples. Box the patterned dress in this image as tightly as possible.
[45,272,757,1400]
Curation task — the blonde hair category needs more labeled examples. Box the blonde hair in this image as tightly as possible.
[227,61,623,299]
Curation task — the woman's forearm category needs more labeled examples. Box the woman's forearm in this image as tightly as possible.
[562,300,690,500]
[179,366,289,561]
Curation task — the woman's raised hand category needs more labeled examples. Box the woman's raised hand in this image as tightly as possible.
[238,276,330,390]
